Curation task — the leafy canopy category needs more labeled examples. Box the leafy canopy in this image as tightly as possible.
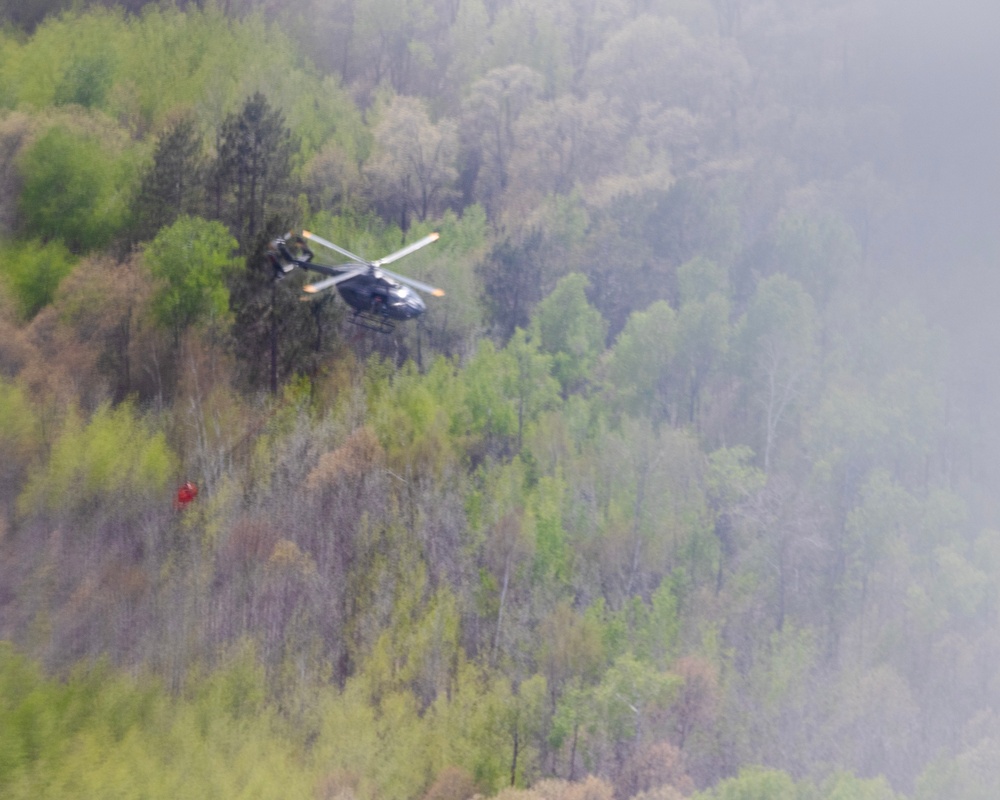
[144,215,238,338]
[17,401,177,520]
[0,237,74,319]
[17,124,135,253]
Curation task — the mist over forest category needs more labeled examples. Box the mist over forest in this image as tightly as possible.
[0,1,999,798]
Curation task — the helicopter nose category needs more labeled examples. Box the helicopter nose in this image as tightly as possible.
[407,292,426,317]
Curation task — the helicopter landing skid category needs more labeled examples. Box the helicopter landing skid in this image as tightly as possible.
[348,311,395,334]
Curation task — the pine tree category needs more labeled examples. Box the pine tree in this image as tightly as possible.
[211,92,297,253]
[133,116,206,243]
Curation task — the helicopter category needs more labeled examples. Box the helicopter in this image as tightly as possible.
[268,230,444,333]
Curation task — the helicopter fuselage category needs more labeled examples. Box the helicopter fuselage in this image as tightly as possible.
[336,273,427,320]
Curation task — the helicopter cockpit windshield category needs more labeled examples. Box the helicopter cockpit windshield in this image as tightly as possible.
[386,283,425,316]
[388,284,412,301]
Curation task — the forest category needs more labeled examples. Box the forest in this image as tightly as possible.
[1,0,999,797]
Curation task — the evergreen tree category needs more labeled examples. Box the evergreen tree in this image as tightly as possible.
[211,93,297,253]
[132,116,206,244]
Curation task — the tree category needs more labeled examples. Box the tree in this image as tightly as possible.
[50,252,154,403]
[557,0,629,92]
[349,0,441,95]
[16,401,177,527]
[457,332,558,459]
[584,420,706,608]
[507,93,625,201]
[143,215,238,343]
[586,654,681,779]
[530,274,607,397]
[584,14,748,129]
[17,124,133,253]
[737,274,818,474]
[0,238,74,320]
[211,92,297,252]
[0,377,41,513]
[758,212,860,311]
[675,257,732,427]
[53,50,116,109]
[915,737,1000,800]
[459,65,543,218]
[228,239,342,393]
[607,300,678,424]
[704,445,765,594]
[132,115,206,243]
[705,767,799,800]
[506,328,561,451]
[365,95,459,233]
[616,740,693,800]
[0,0,72,32]
[537,601,605,709]
[477,229,546,339]
[826,665,918,788]
[821,772,900,800]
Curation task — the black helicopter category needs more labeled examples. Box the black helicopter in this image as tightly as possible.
[268,230,444,332]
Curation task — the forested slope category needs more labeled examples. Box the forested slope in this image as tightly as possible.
[1,1,998,798]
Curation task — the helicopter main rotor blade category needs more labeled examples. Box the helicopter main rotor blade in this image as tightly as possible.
[380,267,446,298]
[375,232,440,267]
[301,230,369,266]
[303,267,364,294]
[301,261,357,278]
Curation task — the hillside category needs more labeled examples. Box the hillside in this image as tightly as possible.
[1,1,999,798]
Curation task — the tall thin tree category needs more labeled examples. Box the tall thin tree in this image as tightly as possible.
[212,93,297,253]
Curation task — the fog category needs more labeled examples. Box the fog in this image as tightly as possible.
[4,1,1000,796]
[859,0,1000,518]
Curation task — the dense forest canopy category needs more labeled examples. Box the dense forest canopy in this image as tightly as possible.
[1,1,999,798]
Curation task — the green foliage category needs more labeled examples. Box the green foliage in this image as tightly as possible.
[144,215,238,339]
[677,256,729,305]
[54,50,116,109]
[705,446,765,508]
[366,94,459,229]
[608,299,677,422]
[358,563,462,707]
[915,739,1000,800]
[530,470,570,584]
[0,377,40,461]
[698,766,801,800]
[425,662,542,793]
[531,273,608,395]
[0,643,316,799]
[588,654,681,754]
[738,273,818,365]
[631,581,682,666]
[0,237,74,319]
[17,124,135,252]
[674,257,731,424]
[767,212,860,308]
[366,357,460,474]
[0,9,124,110]
[17,401,177,521]
[458,332,559,456]
[410,207,490,354]
[821,771,901,800]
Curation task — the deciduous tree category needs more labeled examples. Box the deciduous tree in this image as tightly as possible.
[366,95,459,233]
[531,274,607,397]
[18,124,133,253]
[144,215,238,344]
